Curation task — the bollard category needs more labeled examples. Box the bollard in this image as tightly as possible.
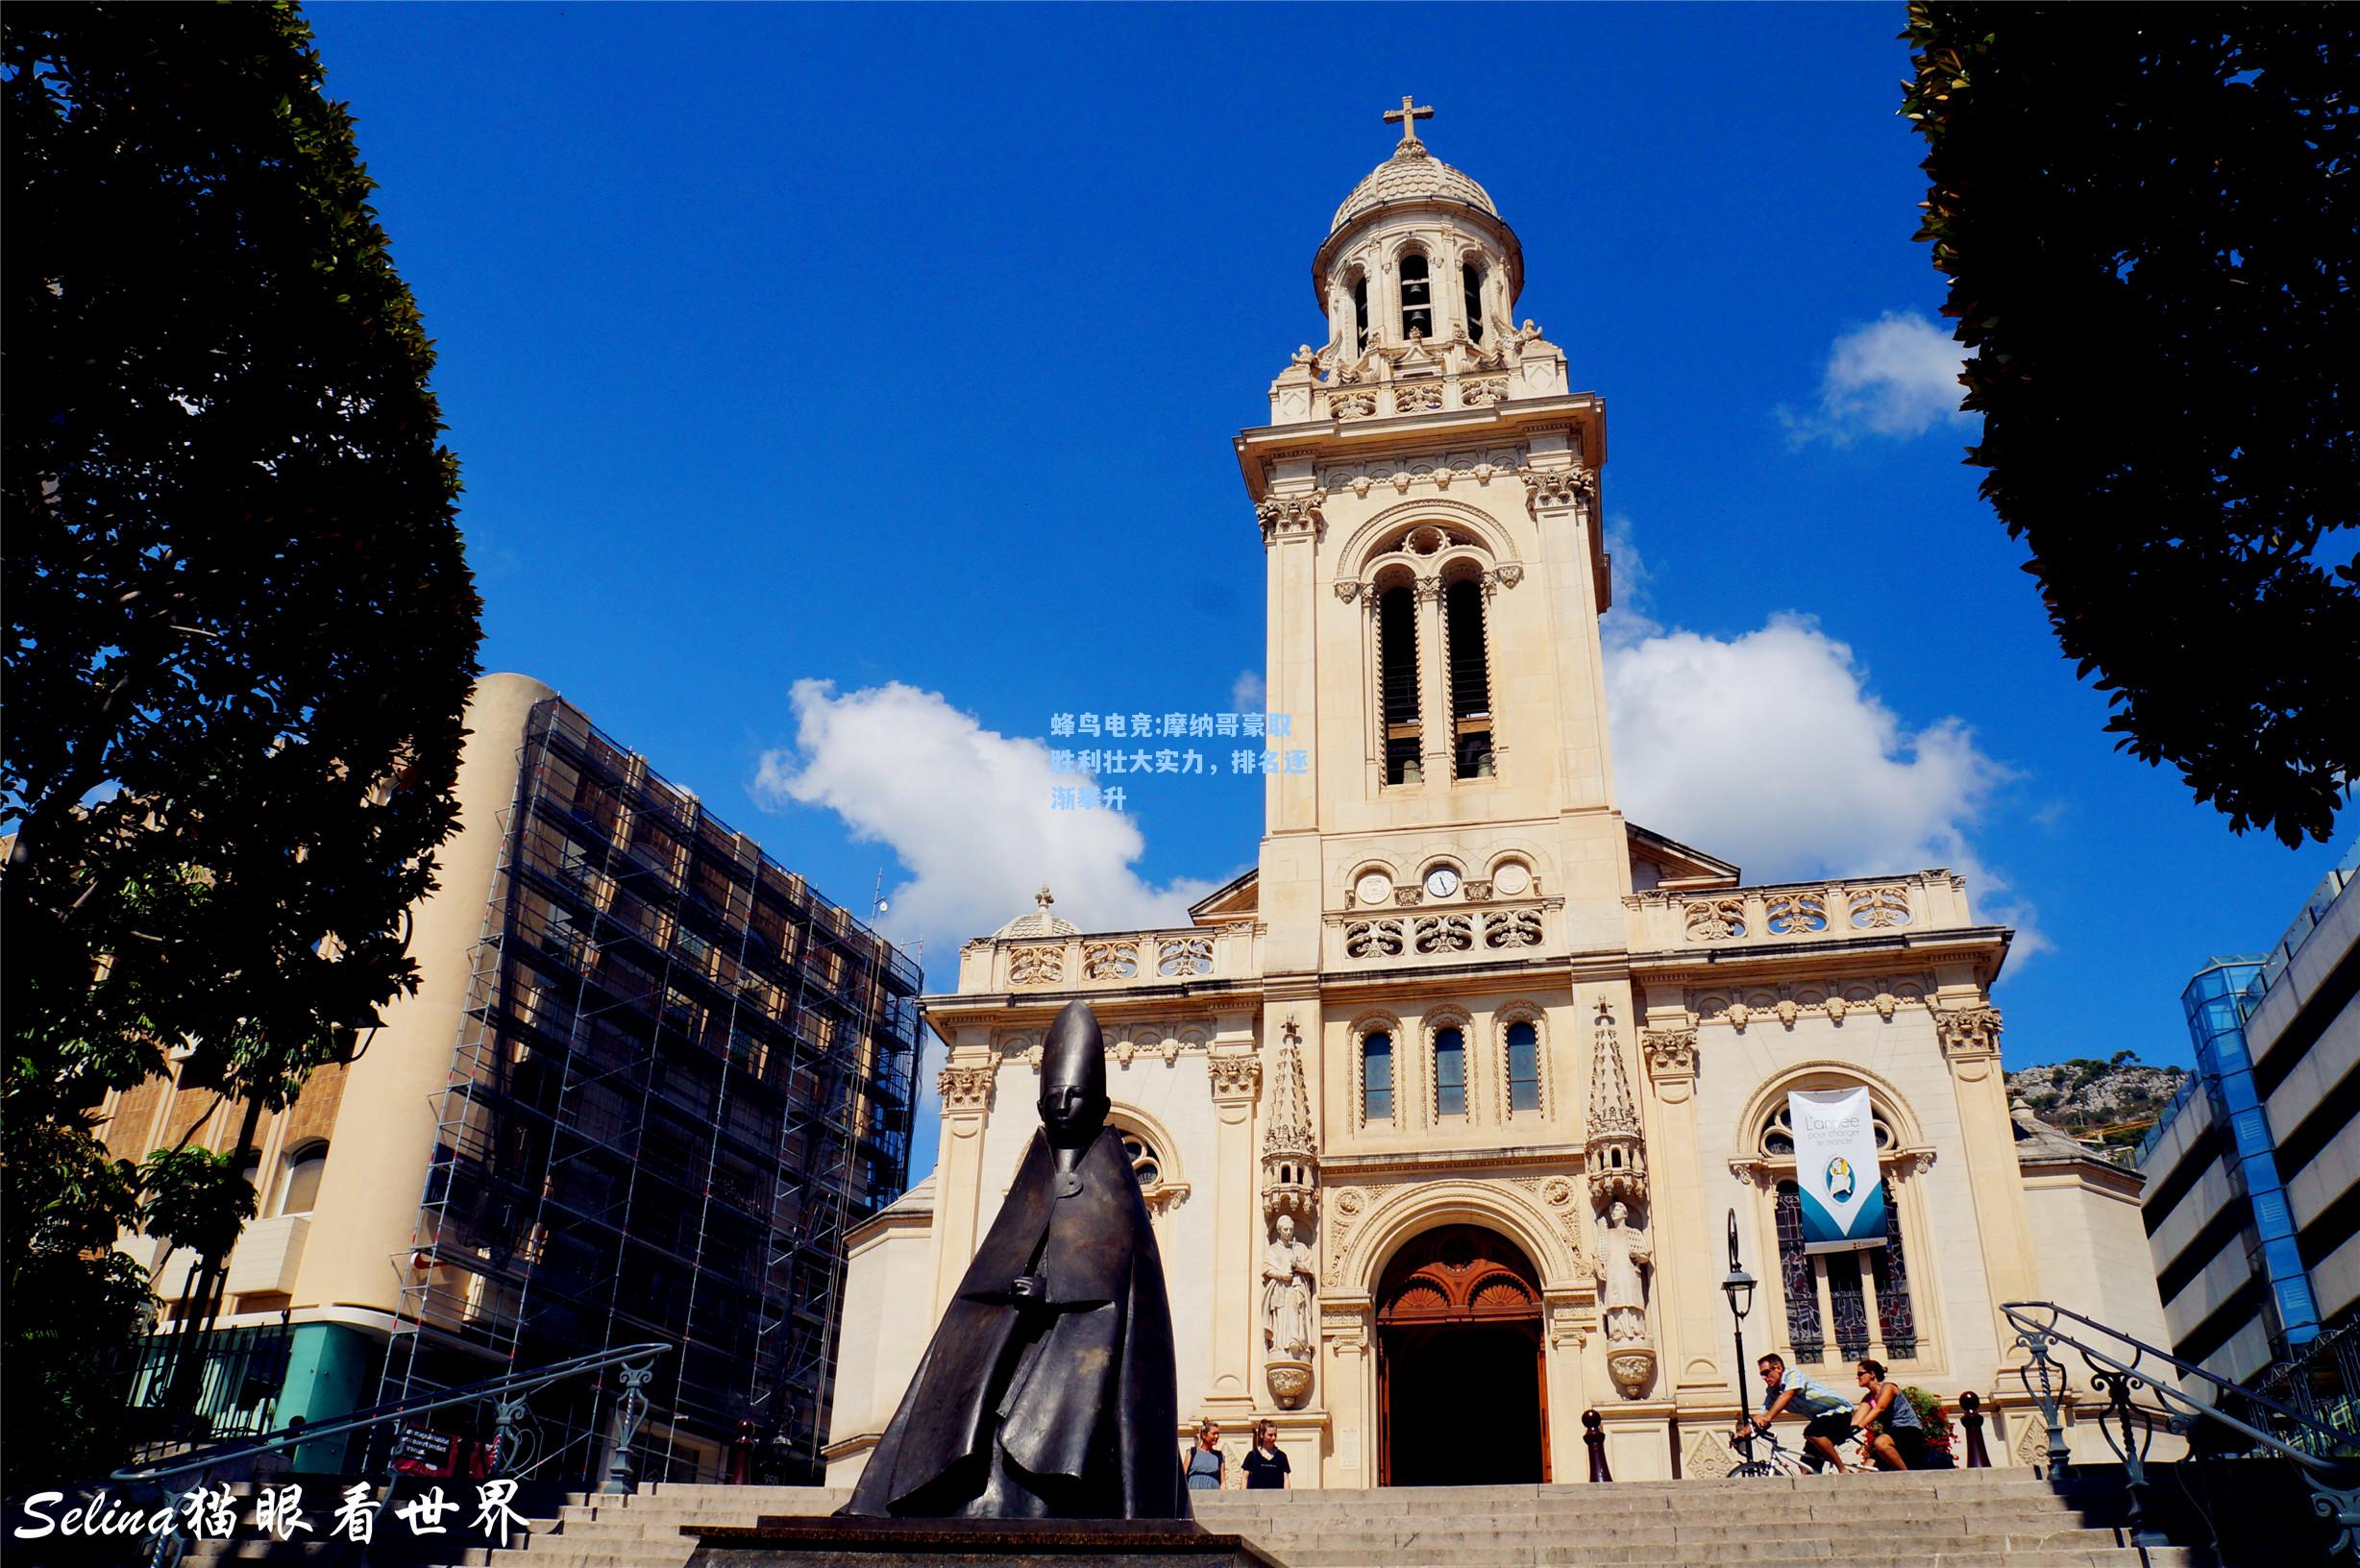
[1959,1390,1992,1468]
[1583,1409,1612,1482]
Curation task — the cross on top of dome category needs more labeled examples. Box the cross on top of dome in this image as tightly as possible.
[1383,94,1434,154]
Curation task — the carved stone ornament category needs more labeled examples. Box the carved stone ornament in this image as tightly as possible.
[1684,1427,1737,1480]
[1607,1346,1657,1400]
[1255,493,1327,544]
[1519,465,1594,511]
[1265,1359,1314,1410]
[937,1065,995,1115]
[1009,944,1064,987]
[1640,1029,1697,1080]
[1333,579,1364,603]
[1208,1053,1263,1102]
[1936,1005,2004,1059]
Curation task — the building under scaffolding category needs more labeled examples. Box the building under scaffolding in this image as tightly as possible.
[99,674,920,1486]
[385,695,922,1482]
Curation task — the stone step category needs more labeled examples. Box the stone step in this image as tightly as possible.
[1189,1492,2077,1511]
[1270,1552,2187,1568]
[1181,1520,2124,1546]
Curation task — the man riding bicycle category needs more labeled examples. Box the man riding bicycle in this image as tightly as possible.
[1733,1352,1858,1473]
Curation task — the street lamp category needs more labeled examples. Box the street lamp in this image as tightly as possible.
[1722,1208,1759,1451]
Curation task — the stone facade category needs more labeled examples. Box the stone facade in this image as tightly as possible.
[824,111,2158,1489]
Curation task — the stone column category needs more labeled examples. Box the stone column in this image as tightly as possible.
[1256,489,1322,835]
[1418,574,1450,787]
[929,1061,996,1318]
[1543,1300,1590,1481]
[1318,1296,1374,1487]
[1937,1003,2044,1348]
[1205,1050,1264,1419]
[1638,1024,1724,1401]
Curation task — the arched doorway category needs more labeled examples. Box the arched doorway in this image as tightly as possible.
[1375,1225,1549,1485]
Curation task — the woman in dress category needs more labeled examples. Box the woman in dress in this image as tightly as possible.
[1184,1418,1226,1491]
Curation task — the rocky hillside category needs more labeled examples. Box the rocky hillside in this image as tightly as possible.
[2008,1052,2187,1150]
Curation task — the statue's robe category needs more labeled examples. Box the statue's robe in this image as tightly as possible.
[840,1124,1185,1519]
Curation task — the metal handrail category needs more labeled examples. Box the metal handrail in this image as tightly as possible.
[111,1338,671,1486]
[2002,1300,2360,1559]
[111,1339,668,1568]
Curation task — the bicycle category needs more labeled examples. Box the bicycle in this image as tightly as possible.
[1726,1423,1870,1478]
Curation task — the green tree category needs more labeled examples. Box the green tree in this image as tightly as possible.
[1904,5,2360,846]
[2,2,479,1484]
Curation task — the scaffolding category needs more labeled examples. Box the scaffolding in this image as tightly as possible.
[381,698,922,1484]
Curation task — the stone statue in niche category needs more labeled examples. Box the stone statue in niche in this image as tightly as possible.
[1261,1213,1316,1361]
[839,1000,1185,1520]
[1595,1199,1655,1345]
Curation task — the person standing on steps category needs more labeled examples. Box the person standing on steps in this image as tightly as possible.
[1733,1352,1858,1472]
[1185,1419,1225,1491]
[1241,1421,1291,1490]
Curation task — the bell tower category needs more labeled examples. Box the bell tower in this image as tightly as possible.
[1239,100,1629,977]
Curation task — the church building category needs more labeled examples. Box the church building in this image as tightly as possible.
[825,104,2168,1487]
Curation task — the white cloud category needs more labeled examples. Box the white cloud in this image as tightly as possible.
[1604,609,2045,957]
[752,679,1224,954]
[750,680,1230,1164]
[1231,671,1266,715]
[1780,311,1971,447]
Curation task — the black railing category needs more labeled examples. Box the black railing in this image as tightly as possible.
[119,1313,298,1462]
[2003,1299,2360,1560]
[2260,1310,2360,1448]
[112,1340,668,1568]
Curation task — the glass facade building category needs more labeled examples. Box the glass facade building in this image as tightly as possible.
[2142,839,2360,1385]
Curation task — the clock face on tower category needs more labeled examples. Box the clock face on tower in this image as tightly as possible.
[1423,866,1462,900]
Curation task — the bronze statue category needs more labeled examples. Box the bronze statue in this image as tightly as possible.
[839,1000,1186,1519]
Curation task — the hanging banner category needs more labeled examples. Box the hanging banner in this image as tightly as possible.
[1790,1088,1886,1255]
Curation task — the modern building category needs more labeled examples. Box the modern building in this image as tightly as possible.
[824,109,2170,1489]
[104,673,923,1482]
[2139,839,2360,1393]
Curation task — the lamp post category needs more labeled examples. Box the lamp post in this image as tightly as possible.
[1722,1208,1759,1469]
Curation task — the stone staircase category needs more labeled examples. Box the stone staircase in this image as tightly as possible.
[445,1469,2196,1568]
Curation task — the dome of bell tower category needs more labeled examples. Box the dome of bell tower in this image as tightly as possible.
[1309,98,1526,362]
[1330,140,1500,234]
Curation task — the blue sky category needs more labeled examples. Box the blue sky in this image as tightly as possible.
[305,3,2350,1180]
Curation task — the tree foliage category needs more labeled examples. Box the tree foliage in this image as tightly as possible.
[2,2,479,1482]
[1904,5,2360,845]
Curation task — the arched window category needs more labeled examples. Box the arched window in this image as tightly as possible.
[1399,252,1433,339]
[1119,1129,1162,1187]
[1463,259,1487,343]
[1352,274,1371,354]
[1434,1027,1466,1118]
[1444,576,1491,778]
[1505,1020,1541,1114]
[1770,1176,1917,1365]
[1378,584,1422,785]
[1363,1031,1395,1124]
[277,1141,329,1216]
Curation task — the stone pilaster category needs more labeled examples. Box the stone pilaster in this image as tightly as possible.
[1206,1050,1264,1419]
[1936,1003,2043,1354]
[929,1060,996,1318]
[1636,1023,1722,1402]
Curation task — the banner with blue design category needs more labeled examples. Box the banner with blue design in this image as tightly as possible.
[1790,1088,1885,1254]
